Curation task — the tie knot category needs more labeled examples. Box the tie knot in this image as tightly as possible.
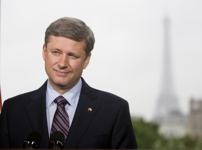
[54,96,69,107]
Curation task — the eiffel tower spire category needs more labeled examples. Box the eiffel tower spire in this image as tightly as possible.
[154,16,181,123]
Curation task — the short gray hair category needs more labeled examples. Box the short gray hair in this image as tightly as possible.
[45,17,95,55]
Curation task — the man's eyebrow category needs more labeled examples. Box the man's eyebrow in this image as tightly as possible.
[51,48,61,51]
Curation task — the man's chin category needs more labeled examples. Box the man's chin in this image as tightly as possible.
[56,82,70,88]
[50,79,70,88]
[51,77,79,90]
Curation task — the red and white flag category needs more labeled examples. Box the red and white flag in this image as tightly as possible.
[0,87,2,113]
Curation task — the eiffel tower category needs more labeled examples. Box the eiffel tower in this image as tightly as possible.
[153,16,187,138]
[154,16,181,123]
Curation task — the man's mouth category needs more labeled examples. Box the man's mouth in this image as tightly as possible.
[55,70,70,76]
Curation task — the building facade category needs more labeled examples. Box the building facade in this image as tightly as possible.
[189,99,202,138]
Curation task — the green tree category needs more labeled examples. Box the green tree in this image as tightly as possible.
[132,118,202,150]
[132,118,163,149]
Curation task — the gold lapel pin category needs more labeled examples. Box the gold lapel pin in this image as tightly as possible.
[88,108,92,111]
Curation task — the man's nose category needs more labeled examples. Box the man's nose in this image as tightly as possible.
[58,55,68,69]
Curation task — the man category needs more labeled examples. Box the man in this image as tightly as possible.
[0,17,137,149]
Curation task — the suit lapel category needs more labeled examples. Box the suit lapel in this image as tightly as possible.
[65,79,100,148]
[23,79,99,148]
[25,82,49,148]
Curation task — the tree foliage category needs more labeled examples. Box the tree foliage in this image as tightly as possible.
[132,118,202,150]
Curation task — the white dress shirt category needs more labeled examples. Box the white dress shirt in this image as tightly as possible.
[46,78,82,136]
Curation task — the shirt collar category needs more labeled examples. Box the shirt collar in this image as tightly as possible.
[46,78,82,109]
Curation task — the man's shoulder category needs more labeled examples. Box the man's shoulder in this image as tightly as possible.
[3,90,37,108]
[87,86,129,109]
[3,81,47,107]
[81,78,128,105]
[95,89,126,103]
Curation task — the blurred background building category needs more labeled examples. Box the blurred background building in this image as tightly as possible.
[189,99,202,139]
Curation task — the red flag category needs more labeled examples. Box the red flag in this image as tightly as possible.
[0,88,2,112]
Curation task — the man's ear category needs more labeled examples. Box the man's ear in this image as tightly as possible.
[83,53,91,69]
[42,44,47,61]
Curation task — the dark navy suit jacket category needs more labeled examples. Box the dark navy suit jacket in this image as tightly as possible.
[0,78,137,149]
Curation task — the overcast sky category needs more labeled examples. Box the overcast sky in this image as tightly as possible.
[1,0,202,121]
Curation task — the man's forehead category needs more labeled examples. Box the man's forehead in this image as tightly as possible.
[47,35,85,44]
[46,36,87,53]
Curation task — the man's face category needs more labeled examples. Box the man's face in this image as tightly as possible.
[43,35,91,94]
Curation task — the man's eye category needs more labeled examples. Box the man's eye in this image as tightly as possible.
[53,51,59,54]
[69,54,76,57]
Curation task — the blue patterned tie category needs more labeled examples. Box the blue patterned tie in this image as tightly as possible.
[50,96,70,140]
